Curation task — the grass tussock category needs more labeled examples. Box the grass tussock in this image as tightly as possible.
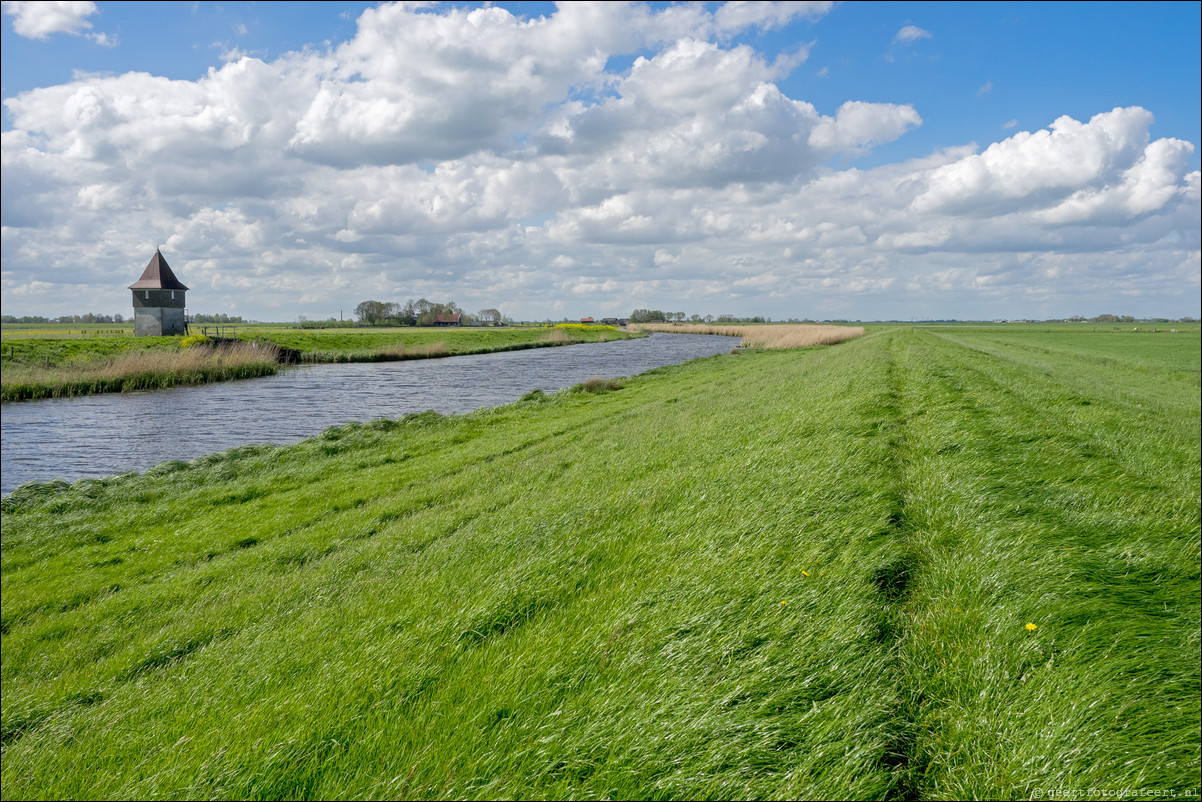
[572,376,624,394]
[0,341,281,401]
[553,323,620,333]
[380,341,451,360]
[629,322,865,349]
[540,324,623,346]
[540,328,575,343]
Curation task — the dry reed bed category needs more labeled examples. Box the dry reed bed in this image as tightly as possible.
[1,342,282,401]
[540,328,576,343]
[629,322,865,349]
[380,341,451,359]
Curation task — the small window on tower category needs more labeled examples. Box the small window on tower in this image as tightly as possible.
[144,290,150,300]
[170,291,175,300]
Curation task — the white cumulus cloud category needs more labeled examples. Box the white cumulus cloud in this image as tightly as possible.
[0,3,1196,322]
[893,24,931,43]
[914,107,1160,215]
[2,0,97,39]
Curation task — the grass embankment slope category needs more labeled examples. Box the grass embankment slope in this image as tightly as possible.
[0,324,633,401]
[240,323,633,362]
[2,328,1198,799]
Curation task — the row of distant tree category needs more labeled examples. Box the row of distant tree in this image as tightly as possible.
[2,313,127,324]
[190,313,247,324]
[630,310,1202,325]
[3,311,1196,327]
[630,309,777,324]
[1063,314,1200,323]
[354,298,508,327]
[0,313,246,324]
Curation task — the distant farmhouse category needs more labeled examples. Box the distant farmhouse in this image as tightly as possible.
[130,249,188,336]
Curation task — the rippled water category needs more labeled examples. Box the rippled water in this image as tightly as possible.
[1,333,736,494]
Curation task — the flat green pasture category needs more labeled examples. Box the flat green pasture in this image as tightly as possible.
[928,325,1202,375]
[1,333,179,365]
[0,323,133,339]
[2,327,1198,799]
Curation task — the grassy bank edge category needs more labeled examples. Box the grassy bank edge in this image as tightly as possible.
[0,327,639,403]
[0,342,282,403]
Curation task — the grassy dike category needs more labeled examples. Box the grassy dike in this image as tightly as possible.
[1,328,1198,799]
[237,323,636,362]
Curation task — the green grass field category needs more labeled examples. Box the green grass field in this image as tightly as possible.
[1,327,1198,800]
[239,323,636,362]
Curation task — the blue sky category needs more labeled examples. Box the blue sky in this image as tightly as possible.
[2,1,1199,321]
[6,2,1198,166]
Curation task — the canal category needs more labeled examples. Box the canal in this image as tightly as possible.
[1,333,736,494]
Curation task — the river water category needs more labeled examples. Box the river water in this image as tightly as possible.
[1,333,736,494]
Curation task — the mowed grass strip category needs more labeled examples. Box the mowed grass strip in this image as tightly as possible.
[884,328,1200,798]
[1,327,1197,800]
[2,340,906,800]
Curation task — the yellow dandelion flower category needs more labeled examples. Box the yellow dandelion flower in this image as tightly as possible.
[802,571,811,577]
[1025,622,1038,632]
[780,600,788,606]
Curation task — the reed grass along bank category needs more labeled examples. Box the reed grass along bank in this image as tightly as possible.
[629,322,865,348]
[0,325,636,401]
[0,341,282,402]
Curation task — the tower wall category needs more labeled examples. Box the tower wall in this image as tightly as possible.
[132,289,186,309]
[132,307,187,337]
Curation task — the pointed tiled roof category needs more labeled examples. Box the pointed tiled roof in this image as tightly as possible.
[129,250,188,291]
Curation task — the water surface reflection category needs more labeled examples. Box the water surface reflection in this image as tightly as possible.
[1,333,735,493]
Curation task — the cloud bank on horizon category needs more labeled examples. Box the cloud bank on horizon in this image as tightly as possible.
[2,1,1199,321]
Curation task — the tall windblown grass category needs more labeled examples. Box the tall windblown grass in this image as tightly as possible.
[629,323,864,348]
[1,327,1197,799]
[380,341,451,359]
[540,324,620,344]
[540,328,575,343]
[573,376,625,393]
[553,323,620,332]
[0,341,282,401]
